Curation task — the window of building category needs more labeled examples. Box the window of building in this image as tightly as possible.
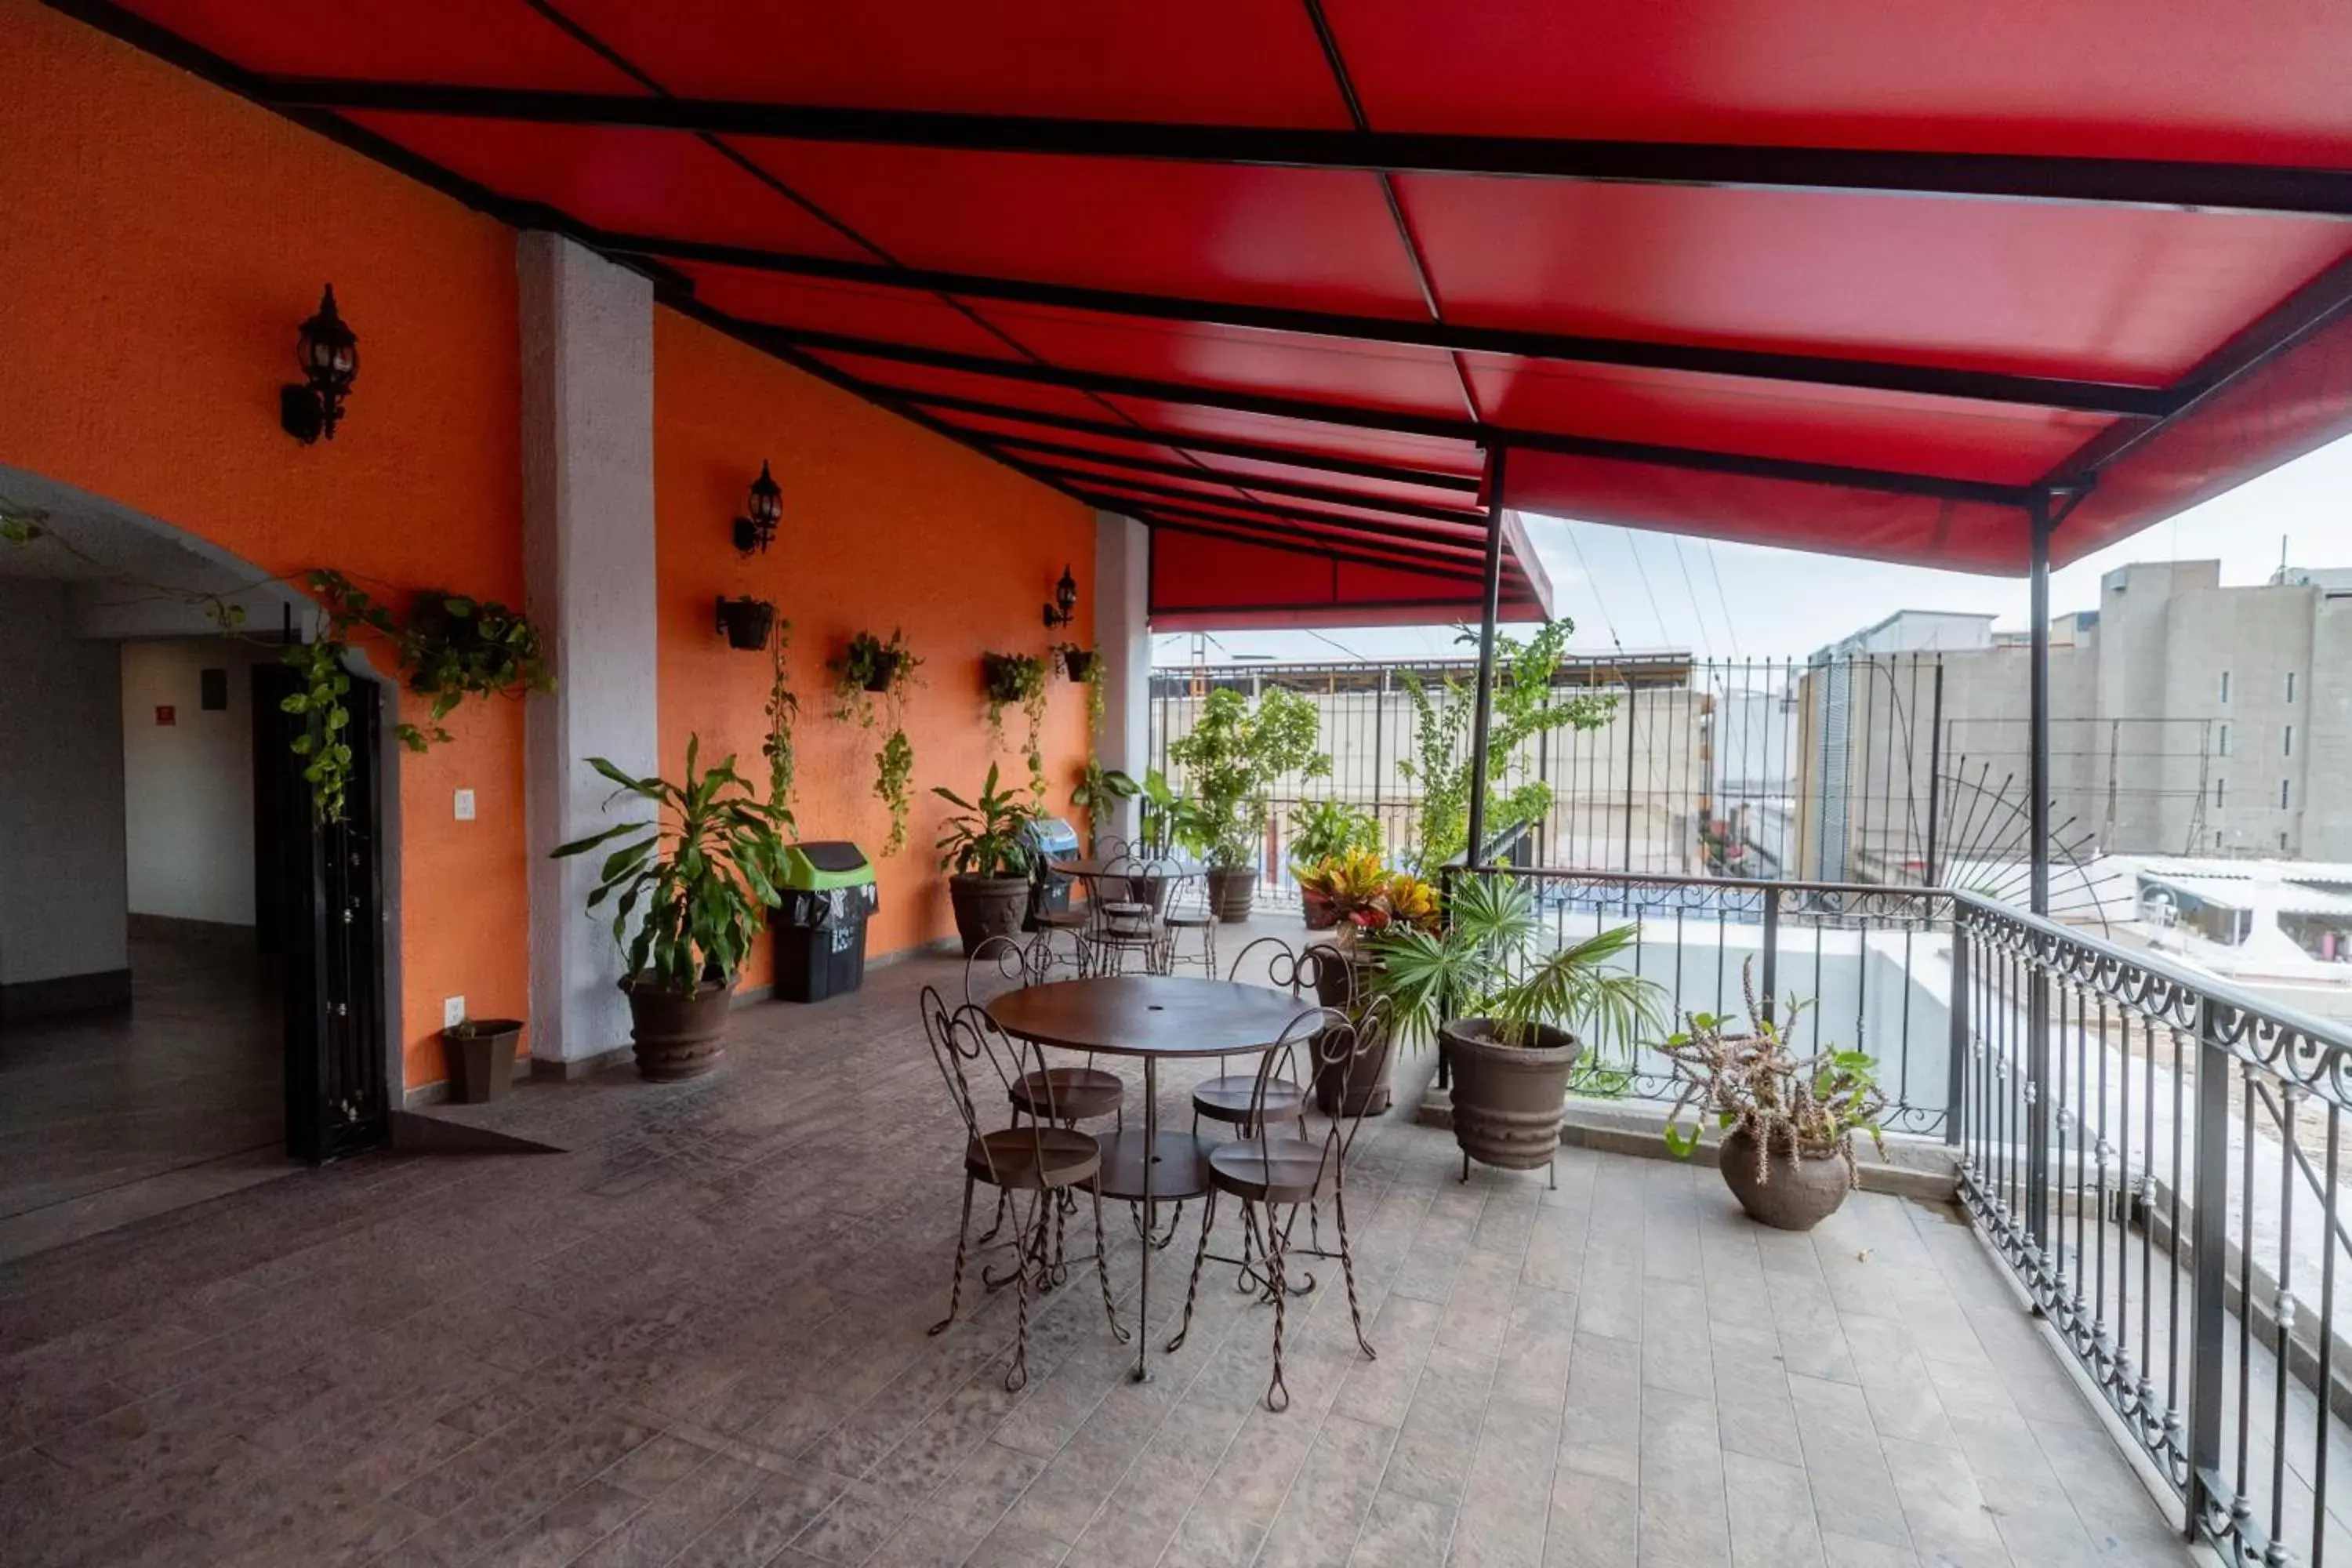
[2220,724,2231,757]
[2221,670,2233,704]
[2288,670,2297,703]
[2282,778,2292,810]
[2281,831,2292,851]
[2215,778,2227,808]
[2285,724,2295,757]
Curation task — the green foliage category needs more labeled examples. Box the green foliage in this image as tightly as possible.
[831,630,922,855]
[934,761,1042,877]
[1071,760,1138,855]
[980,652,1051,800]
[1163,687,1330,868]
[1395,620,1611,870]
[1658,967,1888,1176]
[875,728,916,856]
[762,622,799,826]
[1366,874,1664,1058]
[1138,767,1217,859]
[549,736,790,994]
[1287,798,1380,866]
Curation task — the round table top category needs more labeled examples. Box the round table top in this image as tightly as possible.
[1054,856,1204,882]
[985,975,1318,1058]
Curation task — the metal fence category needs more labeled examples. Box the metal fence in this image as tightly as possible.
[1953,895,2352,1566]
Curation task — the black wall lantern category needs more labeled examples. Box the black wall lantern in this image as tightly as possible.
[281,285,358,445]
[1041,563,1079,630]
[734,460,782,554]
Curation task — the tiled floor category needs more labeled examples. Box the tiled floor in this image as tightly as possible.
[0,935,2198,1566]
[0,929,295,1258]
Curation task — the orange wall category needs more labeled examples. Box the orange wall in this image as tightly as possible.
[0,0,528,1090]
[653,312,1096,965]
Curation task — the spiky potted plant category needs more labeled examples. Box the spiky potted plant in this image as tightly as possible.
[1370,875,1664,1179]
[550,738,789,1080]
[1660,974,1887,1230]
[935,761,1042,953]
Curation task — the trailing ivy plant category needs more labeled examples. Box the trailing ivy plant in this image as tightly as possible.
[830,629,924,855]
[980,651,1051,800]
[1396,619,1610,871]
[762,620,799,825]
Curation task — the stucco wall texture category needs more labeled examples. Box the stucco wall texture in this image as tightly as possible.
[1,0,1098,1087]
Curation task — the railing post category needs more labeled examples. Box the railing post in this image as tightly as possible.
[1945,903,1968,1148]
[1759,884,1780,1025]
[2026,960,2051,1248]
[2186,993,2230,1541]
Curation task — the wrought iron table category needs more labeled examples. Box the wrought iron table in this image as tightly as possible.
[985,974,1317,1381]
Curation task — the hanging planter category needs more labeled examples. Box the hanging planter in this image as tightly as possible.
[714,596,776,651]
[1059,646,1098,682]
[981,652,1051,801]
[830,630,924,855]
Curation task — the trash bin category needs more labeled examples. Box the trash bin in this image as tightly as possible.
[1023,817,1082,928]
[774,842,879,1003]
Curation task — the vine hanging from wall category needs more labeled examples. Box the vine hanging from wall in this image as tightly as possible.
[981,650,1051,802]
[762,619,799,826]
[830,628,923,854]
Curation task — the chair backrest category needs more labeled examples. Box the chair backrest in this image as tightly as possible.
[1226,935,1315,998]
[1232,995,1394,1187]
[1097,851,1171,926]
[964,933,1043,1007]
[1316,995,1394,1168]
[920,985,1066,1150]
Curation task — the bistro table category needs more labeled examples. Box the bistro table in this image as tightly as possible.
[985,973,1319,1381]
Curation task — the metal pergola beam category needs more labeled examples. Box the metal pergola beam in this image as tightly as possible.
[1074,492,1523,578]
[895,391,1483,490]
[257,80,2352,220]
[994,437,1485,519]
[764,325,2037,504]
[1030,466,1488,535]
[612,231,2173,416]
[1131,517,1505,586]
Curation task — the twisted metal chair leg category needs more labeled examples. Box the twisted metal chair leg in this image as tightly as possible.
[1006,1213,1033,1393]
[1091,1187,1130,1345]
[975,1185,1010,1247]
[1264,1203,1291,1412]
[1167,1191,1218,1352]
[930,1174,976,1337]
[1049,1184,1070,1288]
[1334,1186,1376,1361]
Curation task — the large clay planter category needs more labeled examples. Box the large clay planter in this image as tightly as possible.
[1717,1127,1854,1231]
[949,873,1033,955]
[620,978,733,1081]
[1207,866,1257,923]
[1310,944,1392,1116]
[1441,1018,1577,1173]
[442,1018,524,1104]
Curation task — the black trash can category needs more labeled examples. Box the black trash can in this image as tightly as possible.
[773,842,880,1003]
[1023,817,1081,928]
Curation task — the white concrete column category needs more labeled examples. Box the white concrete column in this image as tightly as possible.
[520,234,658,1070]
[1093,511,1150,844]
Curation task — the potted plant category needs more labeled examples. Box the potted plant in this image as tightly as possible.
[1164,688,1329,922]
[550,737,790,1081]
[980,651,1051,799]
[831,630,923,855]
[934,762,1040,953]
[715,596,776,651]
[1053,641,1098,682]
[1369,875,1664,1178]
[1304,861,1439,1115]
[1660,978,1887,1230]
[441,1015,524,1104]
[1071,758,1138,856]
[1287,801,1380,925]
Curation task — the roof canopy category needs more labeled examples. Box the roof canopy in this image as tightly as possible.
[78,0,2352,619]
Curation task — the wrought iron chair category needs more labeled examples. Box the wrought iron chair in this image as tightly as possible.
[1190,937,1320,1140]
[1170,998,1389,1410]
[1083,850,1174,976]
[965,936,1123,1132]
[1160,868,1220,977]
[918,986,1126,1390]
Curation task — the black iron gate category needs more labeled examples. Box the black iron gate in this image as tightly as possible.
[255,662,389,1163]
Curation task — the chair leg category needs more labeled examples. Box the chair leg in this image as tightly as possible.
[974,1185,1010,1247]
[1167,1189,1218,1353]
[1263,1203,1291,1412]
[1091,1185,1130,1345]
[1004,1193,1033,1393]
[930,1174,976,1337]
[1461,1150,1471,1184]
[1334,1185,1376,1361]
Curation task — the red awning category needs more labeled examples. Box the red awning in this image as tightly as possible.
[85,0,2352,615]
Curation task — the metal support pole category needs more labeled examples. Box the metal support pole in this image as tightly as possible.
[2186,993,2231,1539]
[1464,445,1508,866]
[1925,661,1946,887]
[2025,492,2053,1249]
[1759,886,1781,1026]
[1944,909,1968,1147]
[1621,682,1639,875]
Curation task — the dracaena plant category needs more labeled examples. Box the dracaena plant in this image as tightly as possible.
[1164,687,1329,869]
[934,761,1041,878]
[550,737,790,995]
[1660,967,1887,1182]
[1366,874,1664,1054]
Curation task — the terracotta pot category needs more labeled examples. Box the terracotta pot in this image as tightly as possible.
[1442,1018,1577,1172]
[442,1018,523,1104]
[1300,887,1339,930]
[1717,1127,1853,1231]
[949,873,1033,954]
[1310,945,1393,1116]
[1207,866,1257,923]
[620,978,733,1081]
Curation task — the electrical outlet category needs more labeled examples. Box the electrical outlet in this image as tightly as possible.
[453,788,476,822]
[443,995,466,1030]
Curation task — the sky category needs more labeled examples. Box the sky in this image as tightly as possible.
[1152,432,2352,668]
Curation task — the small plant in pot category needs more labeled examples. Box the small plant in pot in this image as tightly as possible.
[1288,801,1380,927]
[441,1015,525,1105]
[1164,687,1328,923]
[934,762,1042,954]
[1070,758,1138,857]
[1660,975,1886,1231]
[550,738,790,1081]
[1053,641,1098,682]
[979,651,1051,800]
[1369,875,1664,1181]
[831,630,923,855]
[1303,860,1439,1116]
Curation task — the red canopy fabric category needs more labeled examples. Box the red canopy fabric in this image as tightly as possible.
[82,0,2352,613]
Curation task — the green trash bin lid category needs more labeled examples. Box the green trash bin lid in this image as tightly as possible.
[781,841,874,891]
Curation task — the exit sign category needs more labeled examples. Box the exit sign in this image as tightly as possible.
[154,705,176,726]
